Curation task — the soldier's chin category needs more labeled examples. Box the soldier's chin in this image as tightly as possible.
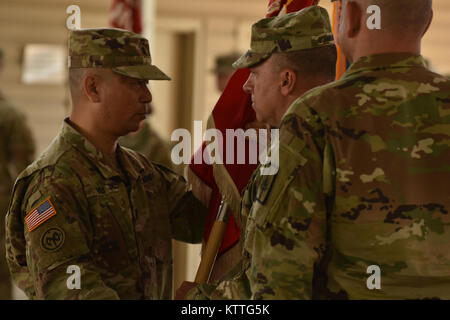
[127,118,146,135]
[255,112,264,123]
[120,122,141,137]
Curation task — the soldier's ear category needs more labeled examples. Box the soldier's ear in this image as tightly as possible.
[423,9,433,36]
[83,73,101,103]
[280,69,296,97]
[345,1,362,38]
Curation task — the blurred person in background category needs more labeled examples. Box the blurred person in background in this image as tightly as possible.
[0,47,36,300]
[212,52,242,93]
[118,103,173,170]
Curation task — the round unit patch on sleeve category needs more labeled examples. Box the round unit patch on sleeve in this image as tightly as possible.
[41,227,65,251]
[25,197,57,232]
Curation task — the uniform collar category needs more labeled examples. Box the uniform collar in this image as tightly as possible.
[342,53,427,79]
[118,121,151,150]
[116,146,142,181]
[60,118,141,181]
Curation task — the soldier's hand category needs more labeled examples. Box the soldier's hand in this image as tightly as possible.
[175,281,198,300]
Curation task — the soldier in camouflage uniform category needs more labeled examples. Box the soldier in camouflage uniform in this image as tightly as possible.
[212,52,242,93]
[5,28,206,299]
[185,0,450,299]
[0,48,36,300]
[177,6,337,299]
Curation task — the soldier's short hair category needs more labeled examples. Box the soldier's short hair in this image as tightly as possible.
[271,45,337,81]
[69,68,110,103]
[68,69,85,101]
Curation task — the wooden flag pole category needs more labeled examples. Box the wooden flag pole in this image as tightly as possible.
[194,200,230,284]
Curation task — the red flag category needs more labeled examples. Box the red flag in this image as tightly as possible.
[266,0,288,17]
[110,0,143,34]
[267,0,318,17]
[189,68,255,254]
[286,0,320,13]
[189,0,320,255]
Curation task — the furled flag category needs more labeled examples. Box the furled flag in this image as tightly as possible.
[110,0,143,34]
[332,0,350,79]
[187,0,321,256]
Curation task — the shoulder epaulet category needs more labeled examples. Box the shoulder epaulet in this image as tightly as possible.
[16,134,70,181]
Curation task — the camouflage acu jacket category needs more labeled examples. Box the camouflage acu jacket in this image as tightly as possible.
[188,53,450,300]
[5,119,206,300]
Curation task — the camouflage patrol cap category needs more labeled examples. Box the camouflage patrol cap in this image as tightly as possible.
[68,28,170,80]
[212,52,242,74]
[233,6,334,69]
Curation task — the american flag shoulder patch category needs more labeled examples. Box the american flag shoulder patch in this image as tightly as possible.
[25,198,57,232]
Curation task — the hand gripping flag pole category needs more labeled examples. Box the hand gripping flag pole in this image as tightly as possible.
[194,0,320,284]
[195,200,230,283]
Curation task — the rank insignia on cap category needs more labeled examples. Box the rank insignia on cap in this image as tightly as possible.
[25,198,57,232]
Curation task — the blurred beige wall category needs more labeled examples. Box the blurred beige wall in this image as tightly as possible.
[0,0,112,155]
[151,0,268,138]
[422,0,450,74]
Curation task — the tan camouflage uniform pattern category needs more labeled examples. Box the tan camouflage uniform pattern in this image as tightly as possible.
[5,119,206,299]
[188,53,450,300]
[0,95,35,299]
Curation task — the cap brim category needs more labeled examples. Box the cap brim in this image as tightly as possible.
[232,50,271,69]
[113,64,171,81]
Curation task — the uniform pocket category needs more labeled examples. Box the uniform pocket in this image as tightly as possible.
[258,142,307,226]
[86,190,135,272]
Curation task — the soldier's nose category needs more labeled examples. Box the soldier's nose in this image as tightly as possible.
[142,86,152,103]
[243,77,253,94]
